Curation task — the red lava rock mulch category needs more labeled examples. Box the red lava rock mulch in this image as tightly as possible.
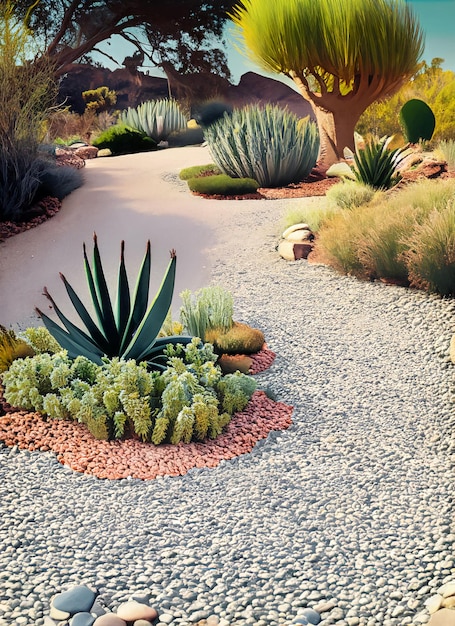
[0,391,293,480]
[0,197,62,243]
[248,345,276,374]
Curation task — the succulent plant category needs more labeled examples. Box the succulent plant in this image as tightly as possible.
[351,136,412,190]
[120,99,187,143]
[203,104,319,188]
[36,235,191,370]
[399,99,435,144]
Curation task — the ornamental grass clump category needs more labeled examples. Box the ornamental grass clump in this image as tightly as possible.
[203,104,319,188]
[1,338,257,444]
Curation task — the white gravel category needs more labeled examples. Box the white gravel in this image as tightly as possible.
[1,189,455,626]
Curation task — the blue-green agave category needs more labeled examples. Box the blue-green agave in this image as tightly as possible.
[120,99,187,143]
[36,235,191,370]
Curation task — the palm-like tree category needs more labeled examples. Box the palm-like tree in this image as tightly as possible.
[230,0,424,168]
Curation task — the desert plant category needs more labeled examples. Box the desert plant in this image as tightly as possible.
[326,181,378,210]
[180,286,234,340]
[82,86,117,113]
[187,174,259,196]
[206,322,265,354]
[179,163,222,181]
[120,99,187,143]
[192,100,233,128]
[22,327,62,354]
[403,201,455,295]
[281,201,339,233]
[399,99,435,144]
[435,140,455,170]
[204,104,319,188]
[36,235,192,370]
[91,124,156,155]
[350,136,411,190]
[0,326,35,373]
[1,338,257,443]
[36,159,84,201]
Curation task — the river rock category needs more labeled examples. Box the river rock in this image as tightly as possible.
[93,615,127,626]
[282,223,311,238]
[70,612,96,626]
[428,609,455,626]
[285,229,314,243]
[52,585,97,615]
[450,335,455,364]
[116,601,158,622]
[278,240,313,261]
[298,608,321,624]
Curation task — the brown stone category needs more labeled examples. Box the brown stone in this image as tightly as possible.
[74,145,99,159]
[93,615,127,626]
[116,601,158,622]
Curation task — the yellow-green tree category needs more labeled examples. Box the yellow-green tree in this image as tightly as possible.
[82,86,117,113]
[230,0,424,167]
[357,59,455,141]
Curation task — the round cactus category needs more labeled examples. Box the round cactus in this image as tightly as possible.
[399,99,435,143]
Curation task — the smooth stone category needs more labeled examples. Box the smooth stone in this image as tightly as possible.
[282,223,311,239]
[299,609,321,625]
[278,240,313,261]
[314,601,336,614]
[441,583,455,598]
[93,615,127,626]
[70,613,96,626]
[442,597,455,609]
[449,334,455,364]
[285,229,313,243]
[116,600,158,622]
[133,621,154,626]
[97,148,112,157]
[49,605,71,621]
[53,586,96,615]
[428,609,455,626]
[158,615,173,625]
[292,618,309,625]
[43,618,58,626]
[426,595,444,614]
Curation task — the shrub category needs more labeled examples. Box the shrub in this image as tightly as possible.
[206,322,265,355]
[187,174,258,196]
[1,339,257,443]
[37,235,192,370]
[204,104,319,188]
[326,181,378,210]
[399,99,435,144]
[120,99,187,143]
[82,86,117,113]
[403,201,455,295]
[192,100,233,128]
[180,286,234,340]
[92,124,156,155]
[281,201,339,233]
[36,159,84,201]
[179,163,222,180]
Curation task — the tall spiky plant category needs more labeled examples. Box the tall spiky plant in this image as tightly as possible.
[230,0,424,168]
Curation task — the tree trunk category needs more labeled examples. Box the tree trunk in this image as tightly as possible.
[310,103,360,170]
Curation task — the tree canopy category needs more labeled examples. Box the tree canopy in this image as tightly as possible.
[230,0,424,167]
[12,0,235,79]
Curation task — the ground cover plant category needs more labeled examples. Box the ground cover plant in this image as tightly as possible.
[187,174,259,196]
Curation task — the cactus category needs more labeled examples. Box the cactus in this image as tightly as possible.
[120,99,188,142]
[399,99,435,144]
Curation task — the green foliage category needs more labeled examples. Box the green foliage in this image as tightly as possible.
[92,124,156,155]
[206,322,265,355]
[313,177,455,291]
[37,235,191,370]
[82,86,117,113]
[0,326,35,373]
[204,104,319,187]
[351,136,411,190]
[179,163,222,181]
[2,338,257,443]
[23,327,62,354]
[326,181,378,210]
[120,99,188,143]
[187,174,259,196]
[0,1,58,221]
[281,202,339,233]
[180,286,234,340]
[399,99,435,144]
[192,100,233,128]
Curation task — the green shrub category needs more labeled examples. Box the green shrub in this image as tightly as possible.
[92,124,156,155]
[180,286,234,340]
[120,99,187,142]
[399,99,435,144]
[37,235,191,370]
[403,201,455,295]
[1,338,257,443]
[187,174,258,196]
[326,181,378,210]
[204,104,319,188]
[82,86,117,113]
[179,163,222,180]
[192,100,233,128]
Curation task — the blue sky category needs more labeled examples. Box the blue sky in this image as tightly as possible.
[96,1,455,81]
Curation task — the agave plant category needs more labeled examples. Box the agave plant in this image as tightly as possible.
[120,99,187,143]
[36,235,191,370]
[203,104,320,188]
[350,135,412,190]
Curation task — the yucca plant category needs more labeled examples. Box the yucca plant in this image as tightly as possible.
[203,104,320,188]
[120,99,187,143]
[36,235,191,370]
[350,135,411,190]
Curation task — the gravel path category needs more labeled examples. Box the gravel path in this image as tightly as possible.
[1,178,455,626]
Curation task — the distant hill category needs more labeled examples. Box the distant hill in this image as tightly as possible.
[58,65,314,120]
